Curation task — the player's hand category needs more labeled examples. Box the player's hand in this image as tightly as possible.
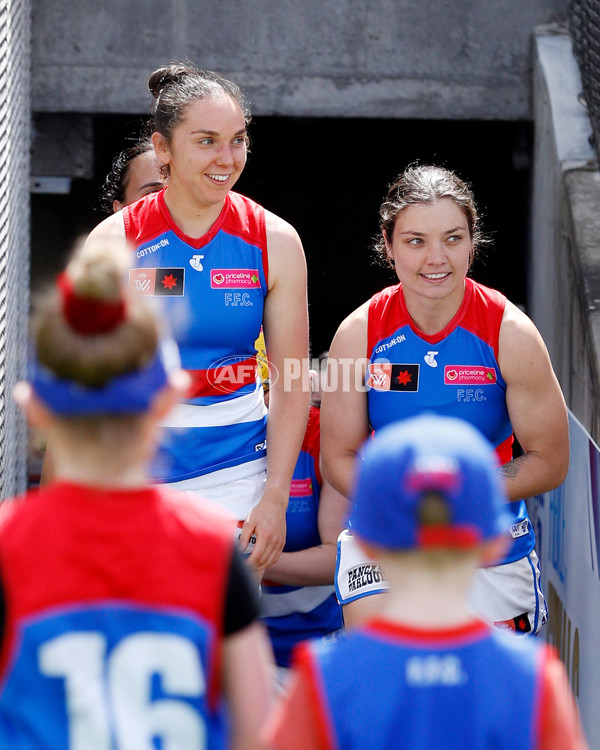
[238,485,288,571]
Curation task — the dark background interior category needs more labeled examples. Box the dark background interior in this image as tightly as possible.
[31,116,532,355]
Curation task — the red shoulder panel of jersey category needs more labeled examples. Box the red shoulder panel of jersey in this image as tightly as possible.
[459,279,506,357]
[123,189,169,247]
[301,406,322,487]
[0,483,235,636]
[222,192,267,247]
[222,191,269,285]
[367,283,408,357]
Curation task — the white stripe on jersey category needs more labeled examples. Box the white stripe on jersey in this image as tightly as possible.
[161,382,267,429]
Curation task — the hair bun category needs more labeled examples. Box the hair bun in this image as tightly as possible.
[148,63,194,99]
[58,272,127,335]
[58,240,130,335]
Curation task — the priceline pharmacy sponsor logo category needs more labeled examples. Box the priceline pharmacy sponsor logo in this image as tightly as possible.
[444,365,497,385]
[210,269,261,288]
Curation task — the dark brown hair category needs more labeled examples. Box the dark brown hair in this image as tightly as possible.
[373,164,488,269]
[148,62,251,145]
[98,136,156,215]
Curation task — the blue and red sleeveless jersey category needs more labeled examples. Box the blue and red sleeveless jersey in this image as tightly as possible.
[366,278,532,563]
[124,190,268,483]
[0,482,235,749]
[297,619,544,750]
[261,408,342,668]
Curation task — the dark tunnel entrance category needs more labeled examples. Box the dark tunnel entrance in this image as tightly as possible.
[31,116,532,355]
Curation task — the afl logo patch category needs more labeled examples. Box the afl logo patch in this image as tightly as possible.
[367,363,419,392]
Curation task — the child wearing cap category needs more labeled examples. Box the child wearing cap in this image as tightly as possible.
[263,414,588,750]
[0,240,273,749]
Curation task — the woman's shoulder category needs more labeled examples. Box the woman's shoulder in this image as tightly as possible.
[499,298,540,339]
[260,204,306,286]
[497,297,550,371]
[228,191,301,246]
[86,210,126,245]
[329,299,370,359]
[262,206,302,245]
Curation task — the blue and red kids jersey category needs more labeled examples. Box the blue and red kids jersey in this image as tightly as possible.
[124,190,269,484]
[266,619,588,750]
[0,482,240,749]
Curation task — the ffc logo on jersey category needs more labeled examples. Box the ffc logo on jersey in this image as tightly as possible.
[444,365,497,385]
[129,268,185,296]
[367,363,420,392]
[210,269,261,289]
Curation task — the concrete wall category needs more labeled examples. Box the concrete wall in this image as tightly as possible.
[32,0,567,119]
[531,27,600,442]
[531,31,600,745]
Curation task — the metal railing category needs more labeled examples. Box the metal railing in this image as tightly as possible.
[0,0,30,499]
[570,0,600,159]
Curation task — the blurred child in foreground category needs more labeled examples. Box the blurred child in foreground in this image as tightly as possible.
[264,414,588,750]
[0,240,273,749]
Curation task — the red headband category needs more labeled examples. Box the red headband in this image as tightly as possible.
[58,272,127,335]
